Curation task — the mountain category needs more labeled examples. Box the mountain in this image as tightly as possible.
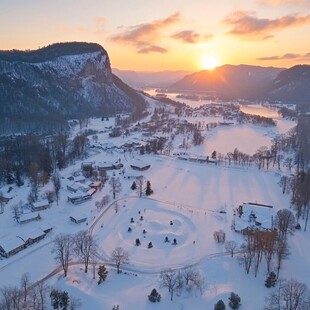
[167,65,284,100]
[0,42,145,134]
[112,68,192,88]
[265,65,310,104]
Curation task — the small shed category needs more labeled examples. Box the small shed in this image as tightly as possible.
[18,213,41,224]
[70,214,87,224]
[31,199,49,212]
[130,160,151,171]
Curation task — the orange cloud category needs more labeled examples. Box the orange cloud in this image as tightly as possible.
[94,16,105,35]
[111,12,181,53]
[258,0,305,5]
[56,24,88,34]
[224,10,310,39]
[257,52,310,60]
[171,30,213,44]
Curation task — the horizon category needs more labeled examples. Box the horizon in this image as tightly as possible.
[1,0,310,71]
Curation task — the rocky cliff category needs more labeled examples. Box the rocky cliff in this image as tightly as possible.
[0,42,145,133]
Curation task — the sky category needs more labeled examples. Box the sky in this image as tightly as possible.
[1,0,310,71]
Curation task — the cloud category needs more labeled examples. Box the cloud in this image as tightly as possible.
[111,12,181,53]
[55,24,88,34]
[94,16,105,35]
[171,30,213,44]
[258,0,305,5]
[138,45,168,54]
[257,52,310,60]
[223,10,310,39]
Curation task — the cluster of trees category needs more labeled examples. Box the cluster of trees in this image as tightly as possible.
[159,267,204,301]
[238,209,294,279]
[52,233,130,278]
[0,273,81,310]
[264,278,310,310]
[0,132,90,188]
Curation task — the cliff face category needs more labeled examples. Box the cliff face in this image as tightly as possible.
[0,42,145,133]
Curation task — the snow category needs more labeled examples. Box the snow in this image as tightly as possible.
[0,105,307,310]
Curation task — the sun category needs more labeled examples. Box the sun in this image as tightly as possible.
[201,55,220,71]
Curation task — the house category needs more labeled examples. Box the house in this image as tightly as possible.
[70,214,87,224]
[97,162,115,172]
[18,229,46,245]
[130,160,151,171]
[234,202,274,233]
[31,199,49,212]
[67,182,81,193]
[67,191,91,204]
[0,237,26,258]
[17,213,41,224]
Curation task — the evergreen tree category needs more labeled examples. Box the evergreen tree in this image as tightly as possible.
[98,265,108,284]
[228,292,241,309]
[148,288,161,303]
[145,180,153,196]
[59,291,69,310]
[214,299,226,310]
[131,181,137,190]
[265,272,277,288]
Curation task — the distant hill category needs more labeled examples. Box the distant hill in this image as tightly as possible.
[265,65,310,105]
[0,42,146,134]
[167,65,284,101]
[112,68,192,88]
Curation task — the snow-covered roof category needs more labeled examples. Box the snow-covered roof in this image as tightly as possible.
[0,237,25,253]
[17,228,46,242]
[32,199,49,208]
[18,213,40,222]
[130,160,150,169]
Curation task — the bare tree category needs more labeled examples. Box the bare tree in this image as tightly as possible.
[28,162,40,202]
[111,247,129,273]
[275,238,290,279]
[109,176,122,199]
[20,273,31,306]
[213,230,226,243]
[182,266,204,294]
[52,234,72,277]
[159,269,180,301]
[52,172,61,206]
[275,209,296,240]
[225,241,238,257]
[95,194,110,212]
[73,231,98,273]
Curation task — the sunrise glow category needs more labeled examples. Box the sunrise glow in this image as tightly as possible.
[201,55,220,71]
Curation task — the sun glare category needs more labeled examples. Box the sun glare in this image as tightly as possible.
[201,55,220,71]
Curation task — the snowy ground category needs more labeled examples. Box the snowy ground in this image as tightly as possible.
[0,105,307,310]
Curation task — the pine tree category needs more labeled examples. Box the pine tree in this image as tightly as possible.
[148,288,161,302]
[228,292,241,309]
[131,181,137,190]
[98,265,108,284]
[214,299,226,310]
[59,291,69,310]
[145,180,153,196]
[265,272,277,288]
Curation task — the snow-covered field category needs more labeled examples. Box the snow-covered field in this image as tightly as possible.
[0,106,307,310]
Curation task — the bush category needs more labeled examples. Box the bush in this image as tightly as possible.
[148,288,161,303]
[135,238,141,246]
[148,242,153,248]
